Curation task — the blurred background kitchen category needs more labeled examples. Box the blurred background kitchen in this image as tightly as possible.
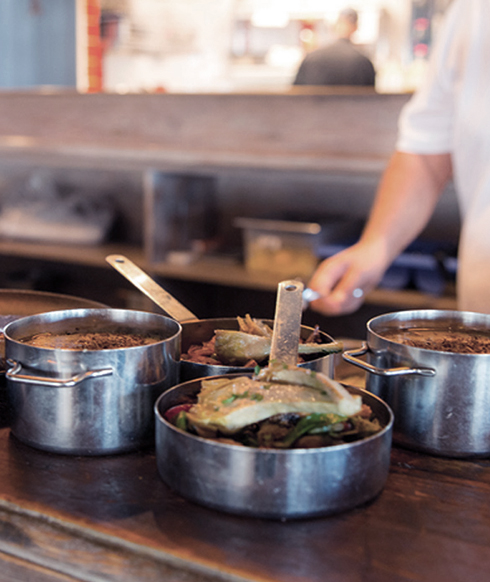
[0,0,457,338]
[97,0,447,95]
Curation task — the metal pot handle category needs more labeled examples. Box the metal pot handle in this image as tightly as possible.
[342,343,436,377]
[6,360,113,387]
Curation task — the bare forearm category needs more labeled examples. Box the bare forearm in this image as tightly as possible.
[360,150,453,267]
[307,150,452,315]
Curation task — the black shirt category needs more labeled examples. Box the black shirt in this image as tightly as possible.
[293,38,375,87]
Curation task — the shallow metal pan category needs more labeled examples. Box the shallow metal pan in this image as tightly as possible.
[0,289,106,330]
[154,375,393,520]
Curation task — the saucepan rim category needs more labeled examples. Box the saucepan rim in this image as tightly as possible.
[3,307,182,353]
[154,373,394,455]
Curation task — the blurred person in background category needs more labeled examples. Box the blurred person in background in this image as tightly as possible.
[308,0,490,315]
[293,7,375,87]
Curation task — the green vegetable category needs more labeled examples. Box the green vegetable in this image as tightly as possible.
[175,411,188,431]
[222,391,250,405]
[278,413,347,448]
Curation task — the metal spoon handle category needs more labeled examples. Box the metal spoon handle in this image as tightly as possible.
[105,254,197,323]
[270,280,304,366]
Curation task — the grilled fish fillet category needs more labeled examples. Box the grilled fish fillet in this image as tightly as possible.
[186,363,362,435]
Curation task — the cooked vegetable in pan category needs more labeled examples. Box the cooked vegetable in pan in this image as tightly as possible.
[165,363,381,449]
[181,314,342,367]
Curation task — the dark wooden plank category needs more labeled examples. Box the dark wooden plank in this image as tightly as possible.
[0,422,489,582]
[0,549,81,582]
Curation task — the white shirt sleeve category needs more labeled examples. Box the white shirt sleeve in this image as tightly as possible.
[396,0,467,154]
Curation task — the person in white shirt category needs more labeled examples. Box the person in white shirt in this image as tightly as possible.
[308,0,490,315]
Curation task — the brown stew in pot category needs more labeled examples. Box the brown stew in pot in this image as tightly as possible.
[380,326,490,354]
[19,330,165,350]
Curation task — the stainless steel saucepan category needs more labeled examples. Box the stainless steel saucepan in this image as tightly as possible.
[154,281,394,519]
[4,308,181,455]
[0,290,108,424]
[106,254,339,381]
[342,309,490,457]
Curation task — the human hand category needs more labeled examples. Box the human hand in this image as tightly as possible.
[307,242,388,315]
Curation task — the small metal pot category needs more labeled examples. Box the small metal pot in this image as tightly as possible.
[0,290,108,424]
[343,309,490,457]
[5,308,181,455]
[154,375,393,519]
[180,318,336,382]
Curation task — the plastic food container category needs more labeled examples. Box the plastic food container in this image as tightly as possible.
[235,217,321,279]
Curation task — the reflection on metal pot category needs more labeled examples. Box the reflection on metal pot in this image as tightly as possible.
[343,309,490,457]
[4,308,181,455]
[155,375,393,519]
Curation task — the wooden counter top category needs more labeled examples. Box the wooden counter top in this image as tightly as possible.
[0,399,488,581]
